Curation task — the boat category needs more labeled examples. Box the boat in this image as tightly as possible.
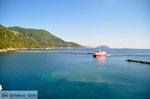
[93,50,107,57]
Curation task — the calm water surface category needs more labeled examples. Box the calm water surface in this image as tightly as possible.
[0,48,150,99]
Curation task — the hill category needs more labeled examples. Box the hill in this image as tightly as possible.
[0,25,82,49]
[96,45,109,49]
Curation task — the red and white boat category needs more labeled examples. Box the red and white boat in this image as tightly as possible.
[93,50,107,57]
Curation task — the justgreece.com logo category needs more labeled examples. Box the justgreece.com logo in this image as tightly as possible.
[0,91,38,99]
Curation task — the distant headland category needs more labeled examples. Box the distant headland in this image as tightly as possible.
[96,45,109,49]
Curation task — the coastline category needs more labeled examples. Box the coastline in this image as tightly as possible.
[0,47,83,52]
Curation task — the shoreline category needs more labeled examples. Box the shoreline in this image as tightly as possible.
[0,47,83,52]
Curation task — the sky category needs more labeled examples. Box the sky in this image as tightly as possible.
[0,0,149,49]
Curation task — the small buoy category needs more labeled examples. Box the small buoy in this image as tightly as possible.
[0,84,2,91]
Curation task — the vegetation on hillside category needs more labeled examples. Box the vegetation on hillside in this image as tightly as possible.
[0,25,82,49]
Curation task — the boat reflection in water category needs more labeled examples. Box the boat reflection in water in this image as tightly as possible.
[95,56,107,65]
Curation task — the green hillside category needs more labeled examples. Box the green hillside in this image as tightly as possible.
[0,25,82,49]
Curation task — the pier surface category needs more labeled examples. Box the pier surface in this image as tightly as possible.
[15,51,94,54]
[126,59,150,64]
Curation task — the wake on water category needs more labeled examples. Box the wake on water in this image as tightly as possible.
[107,53,150,56]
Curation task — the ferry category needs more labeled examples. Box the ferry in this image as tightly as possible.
[93,50,107,57]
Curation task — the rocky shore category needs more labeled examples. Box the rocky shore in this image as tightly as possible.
[0,49,8,52]
[0,47,81,52]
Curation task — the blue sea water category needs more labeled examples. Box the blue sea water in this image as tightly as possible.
[0,48,150,99]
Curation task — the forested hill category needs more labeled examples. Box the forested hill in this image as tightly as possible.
[0,25,82,49]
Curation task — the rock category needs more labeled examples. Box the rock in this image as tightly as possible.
[0,84,2,90]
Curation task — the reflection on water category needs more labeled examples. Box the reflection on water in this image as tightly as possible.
[96,56,106,65]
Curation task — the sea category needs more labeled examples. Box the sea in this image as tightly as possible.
[0,48,150,99]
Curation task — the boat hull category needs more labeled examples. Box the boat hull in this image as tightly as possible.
[93,54,107,57]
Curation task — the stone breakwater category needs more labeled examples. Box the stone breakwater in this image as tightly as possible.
[126,59,150,64]
[15,51,94,54]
